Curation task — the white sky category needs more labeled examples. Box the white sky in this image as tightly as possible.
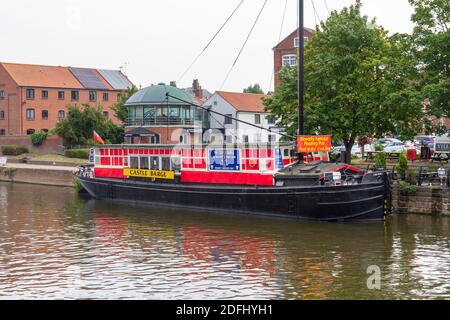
[1,0,415,93]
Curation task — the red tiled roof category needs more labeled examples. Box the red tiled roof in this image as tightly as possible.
[216,91,268,113]
[1,62,84,89]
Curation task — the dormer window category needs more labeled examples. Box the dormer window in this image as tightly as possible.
[294,36,309,48]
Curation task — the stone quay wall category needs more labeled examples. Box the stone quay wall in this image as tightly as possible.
[392,186,450,216]
[0,164,76,187]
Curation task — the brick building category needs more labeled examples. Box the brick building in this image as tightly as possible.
[273,28,314,88]
[0,62,133,136]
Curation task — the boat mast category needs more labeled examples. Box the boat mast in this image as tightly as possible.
[298,0,305,161]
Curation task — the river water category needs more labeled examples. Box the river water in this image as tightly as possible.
[0,182,449,300]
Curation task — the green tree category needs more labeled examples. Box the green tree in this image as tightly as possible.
[409,0,449,128]
[243,83,264,94]
[111,86,139,122]
[264,1,422,163]
[54,104,124,146]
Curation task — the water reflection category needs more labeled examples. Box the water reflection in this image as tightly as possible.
[0,182,448,299]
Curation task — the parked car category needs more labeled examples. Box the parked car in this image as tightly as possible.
[383,141,406,153]
[351,143,375,157]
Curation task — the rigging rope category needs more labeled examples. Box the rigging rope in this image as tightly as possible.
[323,0,330,15]
[177,0,246,83]
[311,0,320,27]
[220,0,269,90]
[268,0,289,92]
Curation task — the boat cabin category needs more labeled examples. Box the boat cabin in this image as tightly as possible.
[90,143,332,186]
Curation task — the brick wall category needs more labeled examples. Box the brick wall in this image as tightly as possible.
[0,135,63,153]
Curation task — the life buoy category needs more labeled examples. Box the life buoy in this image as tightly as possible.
[249,159,257,168]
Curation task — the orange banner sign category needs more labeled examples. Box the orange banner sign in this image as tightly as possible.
[297,136,332,153]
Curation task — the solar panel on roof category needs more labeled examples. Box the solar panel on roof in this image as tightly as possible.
[69,67,108,89]
[98,69,133,90]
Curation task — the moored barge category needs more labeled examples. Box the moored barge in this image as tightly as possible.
[76,143,392,221]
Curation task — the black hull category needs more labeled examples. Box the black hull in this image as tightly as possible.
[76,175,391,222]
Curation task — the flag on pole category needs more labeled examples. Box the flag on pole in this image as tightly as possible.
[93,130,105,145]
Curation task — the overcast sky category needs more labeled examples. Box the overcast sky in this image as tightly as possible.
[1,0,415,93]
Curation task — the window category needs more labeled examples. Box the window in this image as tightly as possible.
[103,93,109,101]
[0,90,4,99]
[42,110,49,120]
[58,110,65,119]
[150,157,160,170]
[268,134,276,143]
[117,93,122,101]
[26,129,35,135]
[71,91,79,101]
[0,129,5,136]
[267,115,275,124]
[58,91,65,100]
[89,91,97,101]
[41,90,48,99]
[254,114,261,124]
[243,135,249,143]
[224,114,233,125]
[0,111,4,120]
[140,156,149,169]
[294,36,308,47]
[26,108,35,120]
[103,111,109,119]
[161,157,171,171]
[26,88,35,100]
[130,156,139,169]
[225,135,232,143]
[42,129,48,133]
[282,55,297,66]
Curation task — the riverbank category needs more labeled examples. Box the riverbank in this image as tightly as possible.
[0,163,77,187]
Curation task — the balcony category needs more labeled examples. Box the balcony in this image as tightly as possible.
[126,117,196,127]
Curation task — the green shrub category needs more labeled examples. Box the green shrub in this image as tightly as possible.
[399,181,417,193]
[407,168,417,185]
[375,152,386,169]
[374,144,384,151]
[396,152,408,180]
[31,131,48,146]
[64,149,90,159]
[1,145,29,156]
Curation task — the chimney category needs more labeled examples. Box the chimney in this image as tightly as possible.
[192,79,203,100]
[170,81,177,87]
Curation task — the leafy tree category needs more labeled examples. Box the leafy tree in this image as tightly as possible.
[243,83,264,94]
[54,104,124,146]
[111,86,139,122]
[409,0,449,134]
[264,1,423,163]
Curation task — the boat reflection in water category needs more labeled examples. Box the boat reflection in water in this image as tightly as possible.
[83,200,422,300]
[0,182,448,299]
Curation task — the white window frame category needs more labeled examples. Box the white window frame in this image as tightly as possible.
[282,55,297,67]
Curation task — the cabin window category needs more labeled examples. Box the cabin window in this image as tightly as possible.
[284,149,289,157]
[161,157,171,171]
[140,157,149,169]
[130,156,139,169]
[150,157,160,170]
[172,157,181,171]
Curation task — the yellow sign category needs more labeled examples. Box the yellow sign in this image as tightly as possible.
[123,168,175,180]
